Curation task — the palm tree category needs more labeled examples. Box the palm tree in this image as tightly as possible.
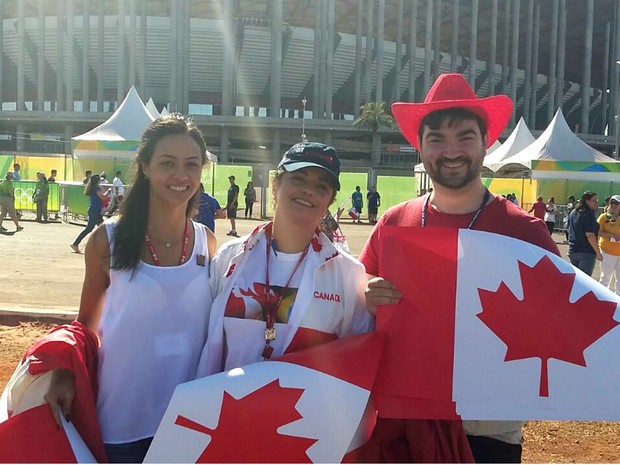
[353,102,395,165]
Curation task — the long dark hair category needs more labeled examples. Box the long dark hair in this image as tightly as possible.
[84,174,100,195]
[575,191,597,214]
[112,113,208,272]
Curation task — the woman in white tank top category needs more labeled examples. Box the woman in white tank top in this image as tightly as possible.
[44,114,217,463]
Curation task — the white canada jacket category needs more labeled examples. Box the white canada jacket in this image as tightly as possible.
[196,222,373,378]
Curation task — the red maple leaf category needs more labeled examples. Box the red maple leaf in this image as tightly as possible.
[477,255,619,397]
[175,379,318,463]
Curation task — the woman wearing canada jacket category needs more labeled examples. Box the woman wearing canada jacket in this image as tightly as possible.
[197,142,373,377]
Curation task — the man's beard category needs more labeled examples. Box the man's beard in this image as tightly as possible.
[423,155,483,190]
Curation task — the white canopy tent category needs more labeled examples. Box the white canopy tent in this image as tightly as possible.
[492,109,619,180]
[484,117,535,172]
[72,85,156,159]
[145,98,161,119]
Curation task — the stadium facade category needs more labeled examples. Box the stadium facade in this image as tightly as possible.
[1,0,619,169]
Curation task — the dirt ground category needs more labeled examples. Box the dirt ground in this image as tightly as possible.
[1,217,619,463]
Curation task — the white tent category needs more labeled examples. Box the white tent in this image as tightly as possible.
[484,117,535,171]
[160,106,170,116]
[492,109,618,179]
[72,85,155,159]
[145,98,161,119]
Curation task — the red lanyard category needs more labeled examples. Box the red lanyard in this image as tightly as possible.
[262,223,309,359]
[144,219,191,266]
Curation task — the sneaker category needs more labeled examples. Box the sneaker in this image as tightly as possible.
[227,230,238,236]
[70,244,80,253]
[16,226,23,231]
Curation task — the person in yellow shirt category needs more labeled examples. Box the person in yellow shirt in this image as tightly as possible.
[598,194,620,294]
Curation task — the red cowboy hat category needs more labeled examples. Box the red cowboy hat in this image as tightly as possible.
[392,73,513,150]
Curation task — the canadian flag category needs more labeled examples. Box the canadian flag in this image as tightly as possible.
[145,333,384,463]
[375,226,620,421]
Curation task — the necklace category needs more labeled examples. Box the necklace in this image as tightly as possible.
[422,188,491,229]
[261,222,309,359]
[144,219,191,266]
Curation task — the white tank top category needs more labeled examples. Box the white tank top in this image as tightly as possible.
[97,219,212,444]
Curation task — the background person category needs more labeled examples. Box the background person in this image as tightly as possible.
[564,195,576,241]
[351,185,363,223]
[106,170,125,216]
[12,163,21,181]
[44,114,217,463]
[70,174,109,253]
[544,197,558,235]
[566,191,602,276]
[33,172,49,223]
[226,175,239,236]
[196,182,225,232]
[0,171,23,232]
[197,141,372,377]
[597,194,620,294]
[243,181,257,218]
[360,73,560,463]
[528,196,546,220]
[367,185,381,224]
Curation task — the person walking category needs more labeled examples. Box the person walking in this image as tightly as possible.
[243,181,257,218]
[528,196,546,220]
[106,170,125,216]
[597,194,620,294]
[226,175,239,236]
[360,73,559,463]
[567,191,602,276]
[70,174,109,253]
[544,197,558,235]
[0,171,23,232]
[197,141,372,377]
[44,114,217,463]
[33,172,50,222]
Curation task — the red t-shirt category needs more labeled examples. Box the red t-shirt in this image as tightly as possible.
[360,194,560,276]
[530,201,547,220]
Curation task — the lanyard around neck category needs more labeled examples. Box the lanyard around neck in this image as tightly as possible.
[262,222,309,359]
[144,219,191,266]
[422,188,491,229]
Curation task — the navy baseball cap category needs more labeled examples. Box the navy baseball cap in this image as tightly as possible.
[278,142,341,191]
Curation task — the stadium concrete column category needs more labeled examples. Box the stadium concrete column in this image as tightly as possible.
[556,0,566,111]
[547,0,558,121]
[469,0,478,88]
[423,0,432,93]
[117,0,126,105]
[509,0,519,126]
[500,1,509,94]
[602,22,610,134]
[222,0,234,117]
[17,0,24,111]
[56,0,64,111]
[64,124,72,155]
[394,0,403,102]
[128,0,137,87]
[139,0,147,97]
[432,0,441,80]
[523,0,533,123]
[169,0,178,112]
[97,1,104,111]
[530,3,540,127]
[0,0,3,107]
[16,124,25,152]
[318,1,328,117]
[408,0,418,101]
[37,0,45,110]
[450,0,459,73]
[182,1,190,113]
[363,0,374,105]
[325,0,335,118]
[581,0,594,134]
[488,0,498,95]
[376,0,384,103]
[312,0,323,116]
[82,0,90,112]
[354,3,363,116]
[220,126,230,163]
[270,0,283,118]
[66,0,74,111]
[614,1,620,147]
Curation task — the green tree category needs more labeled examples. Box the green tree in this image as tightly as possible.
[353,102,395,165]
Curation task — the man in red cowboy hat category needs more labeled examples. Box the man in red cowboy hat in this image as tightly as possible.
[359,74,560,463]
